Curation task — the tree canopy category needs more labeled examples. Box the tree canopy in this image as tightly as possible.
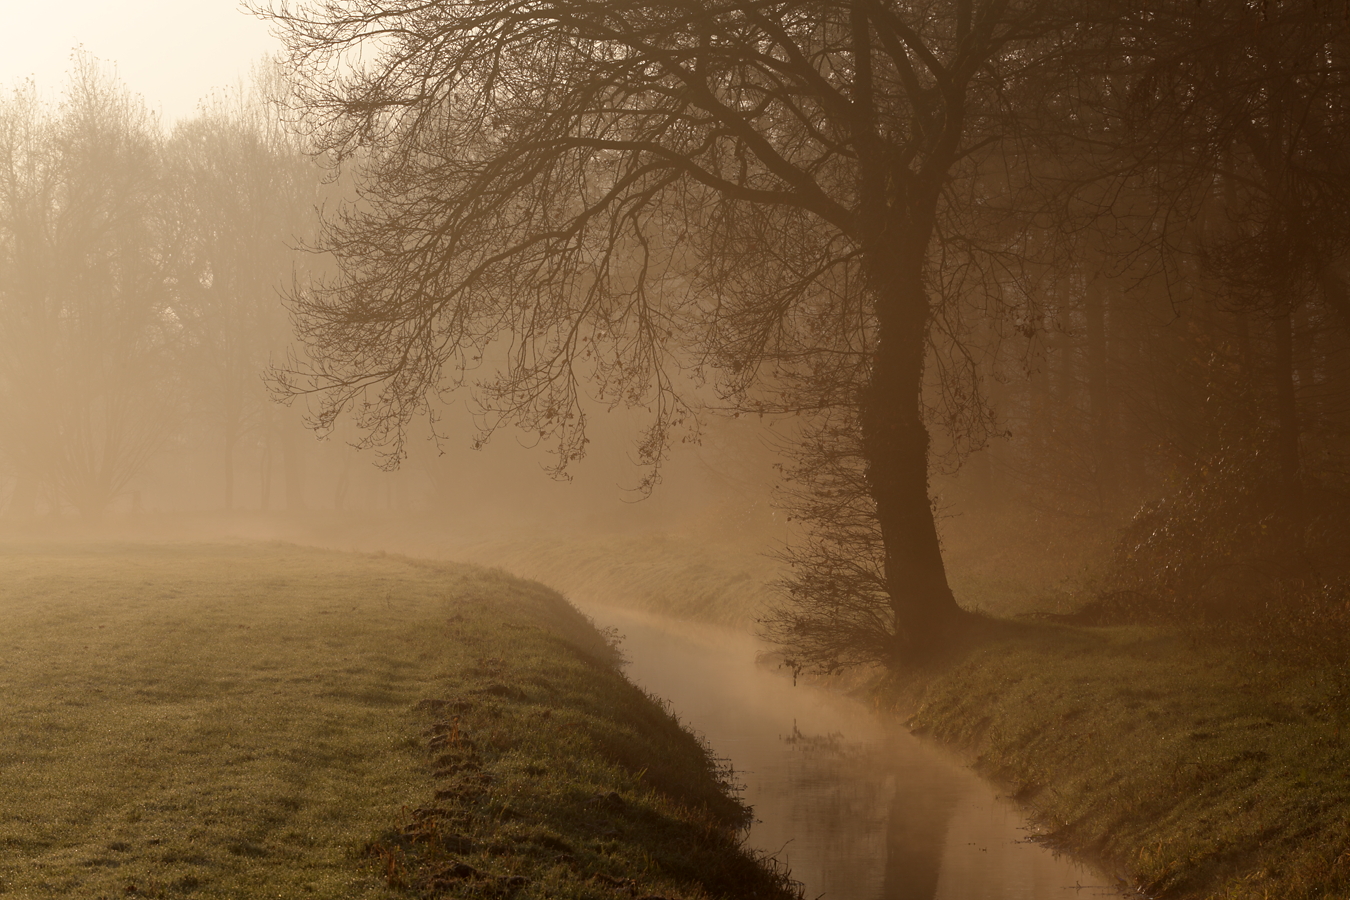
[260,0,1075,660]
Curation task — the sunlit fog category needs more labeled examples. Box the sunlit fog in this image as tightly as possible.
[2,4,1347,900]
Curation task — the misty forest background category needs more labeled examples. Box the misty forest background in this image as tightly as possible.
[2,3,1349,666]
[0,58,768,526]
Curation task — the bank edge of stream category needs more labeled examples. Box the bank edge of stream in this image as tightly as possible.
[897,619,1350,900]
[470,532,1350,900]
[0,542,803,900]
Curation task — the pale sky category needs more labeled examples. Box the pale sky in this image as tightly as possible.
[3,1,287,126]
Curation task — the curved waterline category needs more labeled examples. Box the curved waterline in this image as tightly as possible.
[581,604,1126,900]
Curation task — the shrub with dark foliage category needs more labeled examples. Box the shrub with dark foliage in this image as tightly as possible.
[1093,436,1350,654]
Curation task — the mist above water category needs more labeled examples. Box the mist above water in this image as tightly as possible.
[584,605,1123,900]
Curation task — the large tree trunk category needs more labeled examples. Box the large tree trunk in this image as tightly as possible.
[859,226,963,659]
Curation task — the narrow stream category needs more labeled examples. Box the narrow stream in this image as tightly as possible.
[581,604,1126,900]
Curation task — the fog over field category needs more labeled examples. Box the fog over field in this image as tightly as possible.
[3,4,1350,896]
[1,0,1348,643]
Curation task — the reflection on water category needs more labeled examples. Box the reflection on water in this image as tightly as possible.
[582,605,1124,900]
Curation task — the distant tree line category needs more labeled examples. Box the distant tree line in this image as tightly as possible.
[0,60,733,524]
[0,57,325,519]
[1017,2,1350,637]
[5,3,1346,667]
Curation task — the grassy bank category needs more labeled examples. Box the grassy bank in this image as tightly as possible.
[903,621,1350,899]
[0,542,799,900]
[453,526,1350,899]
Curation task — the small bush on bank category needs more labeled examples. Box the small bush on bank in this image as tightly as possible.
[1089,436,1350,654]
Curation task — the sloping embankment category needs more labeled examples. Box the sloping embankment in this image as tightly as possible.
[0,541,799,899]
[904,621,1350,900]
[449,532,1350,900]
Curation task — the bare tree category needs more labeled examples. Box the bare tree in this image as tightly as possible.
[257,0,1077,659]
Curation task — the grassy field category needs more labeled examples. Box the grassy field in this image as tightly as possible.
[23,512,786,629]
[0,542,799,900]
[903,621,1350,900]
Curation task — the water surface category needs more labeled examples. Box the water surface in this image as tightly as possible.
[582,604,1125,900]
